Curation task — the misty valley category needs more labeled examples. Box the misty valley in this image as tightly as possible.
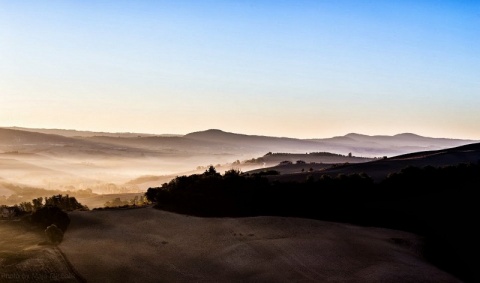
[1,127,479,282]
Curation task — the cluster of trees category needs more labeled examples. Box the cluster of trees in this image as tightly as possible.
[3,194,87,245]
[146,164,480,223]
[146,163,480,282]
[145,166,376,217]
[17,194,88,213]
[251,170,279,176]
[266,152,347,157]
[308,152,347,157]
[0,185,96,206]
[103,195,150,208]
[243,157,264,164]
[30,205,71,232]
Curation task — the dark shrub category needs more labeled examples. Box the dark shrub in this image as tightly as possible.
[45,224,64,244]
[31,205,70,232]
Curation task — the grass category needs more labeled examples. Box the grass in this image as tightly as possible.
[0,220,45,252]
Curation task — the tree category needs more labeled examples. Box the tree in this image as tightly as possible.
[32,197,44,211]
[44,194,87,211]
[45,224,64,244]
[18,202,33,213]
[31,205,70,232]
[104,197,128,207]
[204,166,219,177]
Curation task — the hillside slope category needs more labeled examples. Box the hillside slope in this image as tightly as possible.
[60,208,460,283]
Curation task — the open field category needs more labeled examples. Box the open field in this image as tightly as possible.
[60,207,460,282]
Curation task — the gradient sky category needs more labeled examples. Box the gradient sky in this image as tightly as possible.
[1,1,479,139]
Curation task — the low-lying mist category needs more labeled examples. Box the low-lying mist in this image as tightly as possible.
[0,150,267,208]
[1,127,475,208]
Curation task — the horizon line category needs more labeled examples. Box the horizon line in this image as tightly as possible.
[1,125,477,141]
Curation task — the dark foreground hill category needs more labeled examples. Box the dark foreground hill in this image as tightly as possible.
[60,207,460,283]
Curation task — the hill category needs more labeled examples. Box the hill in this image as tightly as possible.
[5,126,165,138]
[186,129,475,157]
[2,127,474,160]
[60,207,460,283]
[255,142,480,182]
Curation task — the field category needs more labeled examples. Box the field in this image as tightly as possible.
[60,207,460,282]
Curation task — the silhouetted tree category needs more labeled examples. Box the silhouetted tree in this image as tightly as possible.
[44,194,87,211]
[45,224,64,244]
[31,205,70,232]
[32,197,44,211]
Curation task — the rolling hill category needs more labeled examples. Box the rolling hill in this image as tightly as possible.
[2,127,474,159]
[60,207,460,283]
[255,142,480,182]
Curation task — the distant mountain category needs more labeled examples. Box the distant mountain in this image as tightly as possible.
[309,132,474,156]
[185,129,327,154]
[1,127,476,159]
[0,128,75,144]
[5,126,174,138]
[186,129,475,157]
[0,128,159,158]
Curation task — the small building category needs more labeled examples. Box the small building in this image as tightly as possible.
[1,206,18,218]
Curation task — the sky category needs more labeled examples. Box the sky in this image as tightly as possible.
[1,1,479,139]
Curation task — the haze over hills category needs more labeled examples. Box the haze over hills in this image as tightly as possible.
[185,129,475,157]
[2,127,474,157]
[0,126,477,204]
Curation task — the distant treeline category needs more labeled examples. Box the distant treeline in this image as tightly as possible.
[146,163,480,283]
[102,195,150,208]
[264,151,347,157]
[16,194,88,213]
[264,151,373,159]
[0,184,95,206]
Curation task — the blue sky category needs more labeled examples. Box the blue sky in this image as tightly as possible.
[1,1,479,138]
